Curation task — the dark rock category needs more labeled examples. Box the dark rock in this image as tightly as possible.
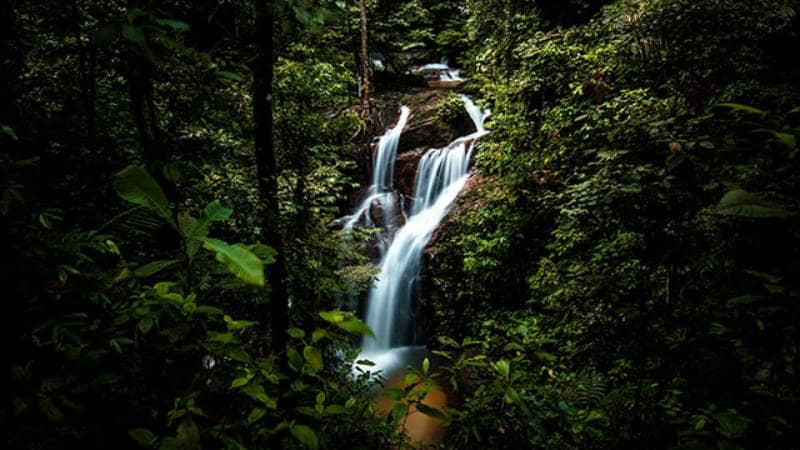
[397,89,458,152]
[367,191,406,231]
[400,117,453,152]
[370,88,472,153]
[395,147,426,198]
[373,71,427,88]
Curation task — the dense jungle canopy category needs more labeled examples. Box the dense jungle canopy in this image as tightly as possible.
[2,0,800,449]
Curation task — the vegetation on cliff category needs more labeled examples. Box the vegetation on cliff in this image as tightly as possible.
[429,1,800,448]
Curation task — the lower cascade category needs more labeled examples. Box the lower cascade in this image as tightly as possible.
[350,95,490,373]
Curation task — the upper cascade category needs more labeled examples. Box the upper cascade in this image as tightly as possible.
[411,96,490,216]
[372,106,411,191]
[339,106,411,232]
[409,59,464,87]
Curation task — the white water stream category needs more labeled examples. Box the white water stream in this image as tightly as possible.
[339,106,411,250]
[346,96,490,374]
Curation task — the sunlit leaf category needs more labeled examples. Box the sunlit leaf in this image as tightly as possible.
[129,428,156,446]
[113,165,174,226]
[201,238,265,287]
[319,310,345,323]
[716,103,767,116]
[713,189,795,218]
[290,424,318,450]
[336,318,375,337]
[303,346,323,371]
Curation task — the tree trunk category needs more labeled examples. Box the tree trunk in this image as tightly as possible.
[254,0,290,356]
[126,52,161,165]
[124,1,161,167]
[359,0,370,111]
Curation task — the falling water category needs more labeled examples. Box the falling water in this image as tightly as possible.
[411,62,463,81]
[340,106,411,233]
[359,96,490,370]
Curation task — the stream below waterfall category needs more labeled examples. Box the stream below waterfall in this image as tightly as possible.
[342,87,490,443]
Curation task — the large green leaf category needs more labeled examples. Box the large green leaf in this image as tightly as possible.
[218,71,245,82]
[201,238,265,287]
[319,310,345,323]
[391,403,408,424]
[133,259,180,278]
[113,165,174,226]
[303,346,323,371]
[1,124,18,140]
[716,410,750,438]
[128,428,156,446]
[155,18,190,32]
[187,200,232,238]
[290,424,318,450]
[716,103,767,116]
[121,24,146,47]
[713,189,795,218]
[415,402,447,420]
[336,318,375,337]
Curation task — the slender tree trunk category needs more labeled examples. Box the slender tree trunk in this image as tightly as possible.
[359,0,370,111]
[254,0,290,356]
[85,40,97,153]
[126,52,161,165]
[350,2,361,88]
[0,3,20,133]
[124,0,165,173]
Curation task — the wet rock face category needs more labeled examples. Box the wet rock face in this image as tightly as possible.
[395,147,426,198]
[372,89,470,152]
[360,88,477,215]
[426,173,488,258]
[368,191,406,231]
[398,90,461,152]
[399,117,454,153]
[345,87,478,264]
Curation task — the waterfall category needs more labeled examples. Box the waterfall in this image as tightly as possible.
[411,62,463,81]
[340,106,411,232]
[359,96,490,368]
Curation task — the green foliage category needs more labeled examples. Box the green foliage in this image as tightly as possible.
[113,165,174,226]
[428,0,800,448]
[0,1,386,448]
[714,189,796,218]
[4,0,800,448]
[200,238,265,287]
[113,165,267,287]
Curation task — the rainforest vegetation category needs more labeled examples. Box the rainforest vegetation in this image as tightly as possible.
[2,0,800,449]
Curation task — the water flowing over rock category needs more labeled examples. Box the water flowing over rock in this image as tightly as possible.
[395,148,426,197]
[339,106,410,236]
[355,96,490,369]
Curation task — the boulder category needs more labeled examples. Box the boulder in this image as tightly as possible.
[397,89,458,152]
[367,191,406,231]
[395,147,426,198]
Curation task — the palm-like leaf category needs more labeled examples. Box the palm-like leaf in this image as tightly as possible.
[187,200,233,238]
[201,238,265,287]
[714,189,795,218]
[112,165,174,226]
